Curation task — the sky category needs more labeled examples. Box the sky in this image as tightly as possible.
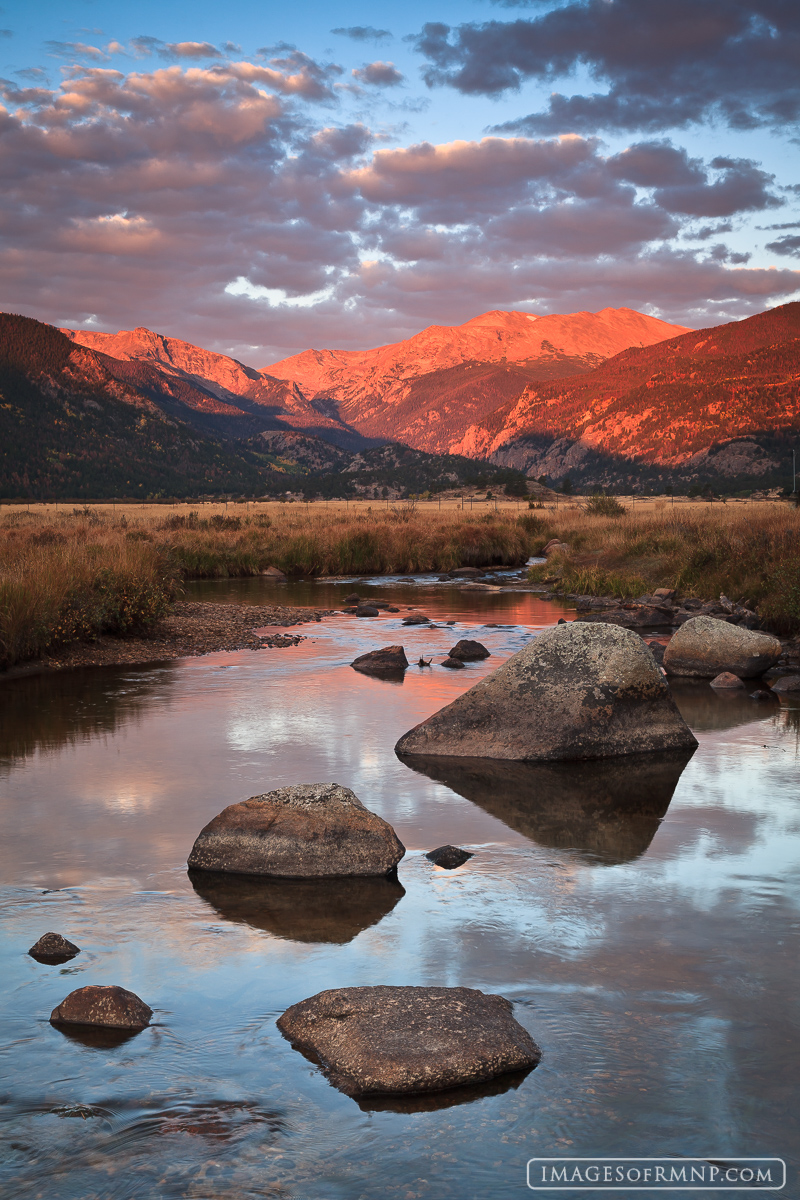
[2,0,800,364]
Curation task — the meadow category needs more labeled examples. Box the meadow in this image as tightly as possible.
[0,496,798,668]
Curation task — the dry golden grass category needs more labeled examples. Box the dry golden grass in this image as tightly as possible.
[0,503,532,667]
[526,499,800,630]
[2,497,798,668]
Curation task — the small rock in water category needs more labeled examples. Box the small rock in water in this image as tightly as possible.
[451,567,482,578]
[261,566,287,580]
[345,592,361,603]
[50,985,152,1030]
[356,605,380,618]
[352,646,408,677]
[277,985,540,1099]
[645,641,666,666]
[426,845,474,869]
[445,620,456,625]
[437,574,453,581]
[448,639,491,662]
[710,671,745,689]
[398,577,416,583]
[770,674,800,693]
[441,657,466,669]
[188,783,405,878]
[557,618,566,625]
[28,932,80,964]
[750,688,777,702]
[402,613,430,625]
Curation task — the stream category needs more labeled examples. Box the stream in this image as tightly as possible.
[1,575,798,1198]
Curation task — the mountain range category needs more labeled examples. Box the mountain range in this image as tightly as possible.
[2,302,798,497]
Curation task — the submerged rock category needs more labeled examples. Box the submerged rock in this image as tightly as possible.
[447,639,490,661]
[277,985,540,1099]
[396,622,697,762]
[187,783,405,878]
[50,985,152,1030]
[402,613,430,625]
[710,671,745,689]
[351,646,408,678]
[28,932,80,964]
[426,845,474,869]
[663,616,782,678]
[189,870,405,944]
[355,605,379,618]
[441,657,466,669]
[451,567,482,578]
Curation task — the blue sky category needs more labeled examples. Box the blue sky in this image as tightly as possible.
[2,0,799,361]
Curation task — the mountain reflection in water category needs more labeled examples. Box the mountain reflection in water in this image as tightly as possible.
[189,870,405,943]
[399,750,694,864]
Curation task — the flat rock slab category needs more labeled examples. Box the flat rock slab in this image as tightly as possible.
[28,932,80,964]
[426,845,474,869]
[396,622,697,763]
[402,614,430,625]
[448,640,490,661]
[50,985,152,1030]
[277,986,540,1098]
[351,646,408,677]
[710,671,745,689]
[187,783,405,878]
[663,616,782,678]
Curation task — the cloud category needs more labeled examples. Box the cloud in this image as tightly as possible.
[45,41,108,61]
[413,1,800,133]
[1,61,798,361]
[162,41,222,60]
[609,144,781,217]
[331,27,392,42]
[129,36,222,60]
[351,62,404,87]
[0,28,12,38]
[765,235,800,256]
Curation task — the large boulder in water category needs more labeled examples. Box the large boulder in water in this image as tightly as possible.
[187,783,405,878]
[277,985,540,1099]
[50,985,152,1030]
[663,616,782,678]
[395,622,696,762]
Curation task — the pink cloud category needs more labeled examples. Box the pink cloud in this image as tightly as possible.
[1,62,798,362]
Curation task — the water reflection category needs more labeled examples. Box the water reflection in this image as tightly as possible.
[669,680,780,732]
[189,870,405,943]
[50,1023,145,1050]
[356,1070,533,1114]
[0,664,174,768]
[400,750,694,864]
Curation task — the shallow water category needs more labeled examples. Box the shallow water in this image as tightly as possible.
[1,580,798,1199]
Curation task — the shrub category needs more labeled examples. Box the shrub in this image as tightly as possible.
[584,494,627,517]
